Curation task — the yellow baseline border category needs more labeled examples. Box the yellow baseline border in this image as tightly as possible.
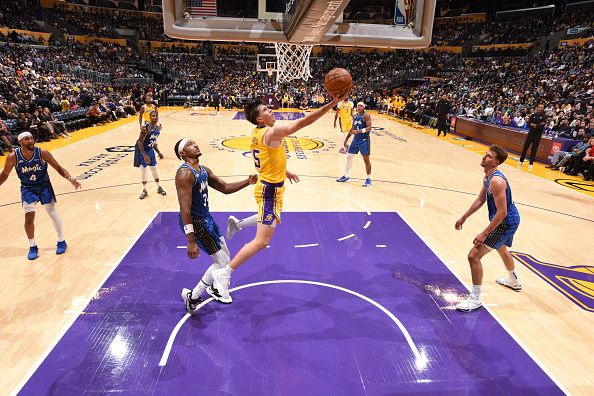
[0,106,185,168]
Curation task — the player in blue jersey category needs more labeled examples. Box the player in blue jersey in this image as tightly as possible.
[455,145,522,312]
[134,111,166,199]
[336,102,373,187]
[0,132,81,260]
[174,137,257,314]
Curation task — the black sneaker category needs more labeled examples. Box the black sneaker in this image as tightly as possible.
[181,288,203,314]
[157,186,166,196]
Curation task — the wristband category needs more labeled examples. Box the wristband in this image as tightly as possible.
[183,224,194,235]
[68,176,76,181]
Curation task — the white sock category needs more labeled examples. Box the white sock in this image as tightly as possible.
[191,278,210,300]
[29,238,36,247]
[471,285,482,300]
[192,246,231,300]
[237,214,258,229]
[508,270,519,283]
[223,264,233,275]
[192,247,230,299]
[149,166,160,187]
[345,154,355,177]
[366,173,371,179]
[44,203,64,242]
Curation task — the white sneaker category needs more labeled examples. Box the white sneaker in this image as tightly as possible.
[226,215,240,240]
[517,161,523,167]
[206,284,233,304]
[496,277,522,291]
[456,296,482,312]
[528,164,533,171]
[211,268,231,301]
[181,288,202,315]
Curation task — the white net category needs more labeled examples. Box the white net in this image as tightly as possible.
[274,42,313,83]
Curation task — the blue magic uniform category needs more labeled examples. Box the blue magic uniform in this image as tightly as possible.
[348,112,370,156]
[484,170,520,249]
[14,147,56,205]
[134,122,160,167]
[177,163,223,255]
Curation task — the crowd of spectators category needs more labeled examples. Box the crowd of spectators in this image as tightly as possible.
[477,17,553,45]
[0,2,592,178]
[430,21,477,46]
[552,9,594,33]
[381,40,593,178]
[0,30,45,46]
[0,42,154,155]
[1,1,592,47]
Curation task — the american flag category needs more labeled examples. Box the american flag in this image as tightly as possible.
[187,0,217,17]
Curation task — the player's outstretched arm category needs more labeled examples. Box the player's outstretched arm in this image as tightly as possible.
[205,166,257,194]
[175,167,199,258]
[0,152,16,186]
[269,94,346,141]
[41,149,81,189]
[455,184,486,230]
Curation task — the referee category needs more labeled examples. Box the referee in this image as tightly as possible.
[518,103,547,170]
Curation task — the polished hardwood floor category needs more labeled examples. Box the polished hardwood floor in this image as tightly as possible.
[1,108,592,395]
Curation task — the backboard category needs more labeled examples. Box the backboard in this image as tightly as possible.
[162,0,435,49]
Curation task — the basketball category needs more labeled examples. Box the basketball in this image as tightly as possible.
[324,68,352,98]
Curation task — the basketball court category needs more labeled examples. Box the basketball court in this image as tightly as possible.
[1,108,592,395]
[1,0,594,394]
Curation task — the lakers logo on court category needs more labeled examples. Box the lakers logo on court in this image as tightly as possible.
[210,135,335,159]
[554,178,594,194]
[512,252,594,312]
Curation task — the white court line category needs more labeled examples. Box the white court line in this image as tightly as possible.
[376,245,387,248]
[176,246,186,249]
[397,212,572,396]
[158,279,425,368]
[294,243,319,248]
[10,211,161,396]
[337,234,355,241]
[288,186,373,243]
[293,186,372,216]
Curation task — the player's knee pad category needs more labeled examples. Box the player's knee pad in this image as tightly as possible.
[219,237,231,257]
[23,202,37,213]
[210,248,230,268]
[140,166,148,182]
[44,202,62,221]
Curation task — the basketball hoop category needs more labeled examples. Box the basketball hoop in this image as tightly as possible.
[274,42,313,83]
